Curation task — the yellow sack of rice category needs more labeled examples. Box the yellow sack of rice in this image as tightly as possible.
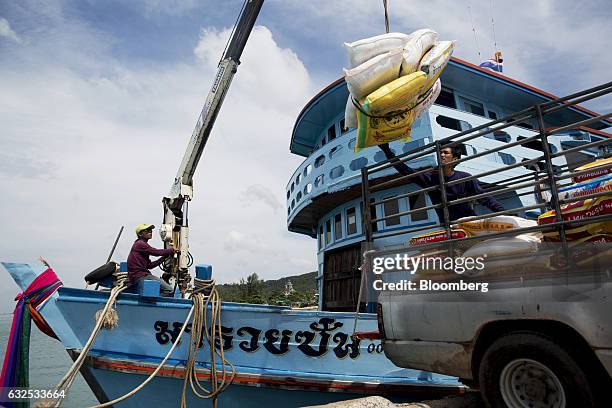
[418,40,455,89]
[538,196,612,226]
[354,104,416,152]
[454,215,537,236]
[362,71,428,115]
[413,78,441,120]
[543,221,612,242]
[573,157,612,182]
[353,81,437,152]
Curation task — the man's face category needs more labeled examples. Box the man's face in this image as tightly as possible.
[440,147,457,164]
[140,229,153,239]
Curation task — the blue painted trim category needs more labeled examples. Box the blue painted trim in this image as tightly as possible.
[56,287,376,319]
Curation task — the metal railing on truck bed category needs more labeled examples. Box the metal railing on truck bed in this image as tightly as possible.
[360,81,612,248]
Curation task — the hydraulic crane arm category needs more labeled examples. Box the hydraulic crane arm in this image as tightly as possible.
[160,0,264,290]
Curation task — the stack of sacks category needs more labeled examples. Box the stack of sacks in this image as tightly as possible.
[539,158,612,242]
[343,29,455,152]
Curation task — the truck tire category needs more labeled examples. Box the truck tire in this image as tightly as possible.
[478,331,599,408]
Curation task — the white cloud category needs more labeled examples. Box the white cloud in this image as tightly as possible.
[0,17,21,43]
[0,16,317,312]
[240,184,282,213]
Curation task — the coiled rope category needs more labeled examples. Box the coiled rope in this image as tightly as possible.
[34,271,130,408]
[181,278,235,408]
[36,274,233,408]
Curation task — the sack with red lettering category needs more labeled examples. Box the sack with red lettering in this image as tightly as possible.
[410,229,469,246]
[558,174,612,200]
[543,221,612,242]
[573,157,612,183]
[538,196,612,226]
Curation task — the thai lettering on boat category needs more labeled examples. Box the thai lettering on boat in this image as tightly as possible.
[153,317,366,360]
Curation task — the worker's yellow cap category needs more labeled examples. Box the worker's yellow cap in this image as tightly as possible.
[135,224,155,236]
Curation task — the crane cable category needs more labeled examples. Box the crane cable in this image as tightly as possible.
[219,0,248,64]
[467,2,481,59]
[382,0,390,33]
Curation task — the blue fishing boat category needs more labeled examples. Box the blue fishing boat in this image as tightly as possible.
[2,1,610,407]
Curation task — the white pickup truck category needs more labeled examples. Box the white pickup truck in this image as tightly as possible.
[376,251,612,408]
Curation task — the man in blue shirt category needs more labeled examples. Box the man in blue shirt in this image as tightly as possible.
[379,142,505,223]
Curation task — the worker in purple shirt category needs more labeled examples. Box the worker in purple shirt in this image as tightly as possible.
[379,142,505,223]
[127,224,178,297]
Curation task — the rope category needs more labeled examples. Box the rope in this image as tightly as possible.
[35,276,234,408]
[382,0,390,33]
[181,278,235,408]
[34,271,130,408]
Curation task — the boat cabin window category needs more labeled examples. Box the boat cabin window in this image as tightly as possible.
[315,155,325,168]
[329,145,342,159]
[435,87,457,109]
[328,124,336,141]
[334,214,343,240]
[349,157,368,171]
[340,118,350,134]
[304,164,312,177]
[296,174,301,185]
[383,197,400,226]
[346,207,357,235]
[459,96,485,117]
[325,219,332,244]
[485,129,511,143]
[314,174,324,187]
[498,152,516,165]
[517,122,534,130]
[488,110,498,120]
[330,165,344,179]
[436,115,471,132]
[362,199,378,233]
[373,151,387,163]
[409,192,428,222]
[319,225,324,249]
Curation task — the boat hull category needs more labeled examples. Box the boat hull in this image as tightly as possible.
[2,263,463,407]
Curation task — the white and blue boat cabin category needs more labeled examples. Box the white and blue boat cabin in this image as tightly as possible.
[286,57,610,312]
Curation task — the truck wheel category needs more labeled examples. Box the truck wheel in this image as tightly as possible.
[478,331,597,408]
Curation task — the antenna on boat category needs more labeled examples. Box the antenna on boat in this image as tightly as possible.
[467,2,482,60]
[382,0,390,33]
[489,0,499,53]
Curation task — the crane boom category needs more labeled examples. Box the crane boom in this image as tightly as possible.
[160,0,264,291]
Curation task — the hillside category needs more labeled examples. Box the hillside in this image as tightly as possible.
[217,271,318,306]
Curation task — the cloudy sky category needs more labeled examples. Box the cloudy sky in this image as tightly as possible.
[0,0,610,313]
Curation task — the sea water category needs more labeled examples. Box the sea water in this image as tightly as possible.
[0,313,98,407]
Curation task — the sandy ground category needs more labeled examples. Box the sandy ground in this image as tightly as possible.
[306,392,485,408]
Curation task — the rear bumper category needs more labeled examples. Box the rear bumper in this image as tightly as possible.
[384,339,473,380]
